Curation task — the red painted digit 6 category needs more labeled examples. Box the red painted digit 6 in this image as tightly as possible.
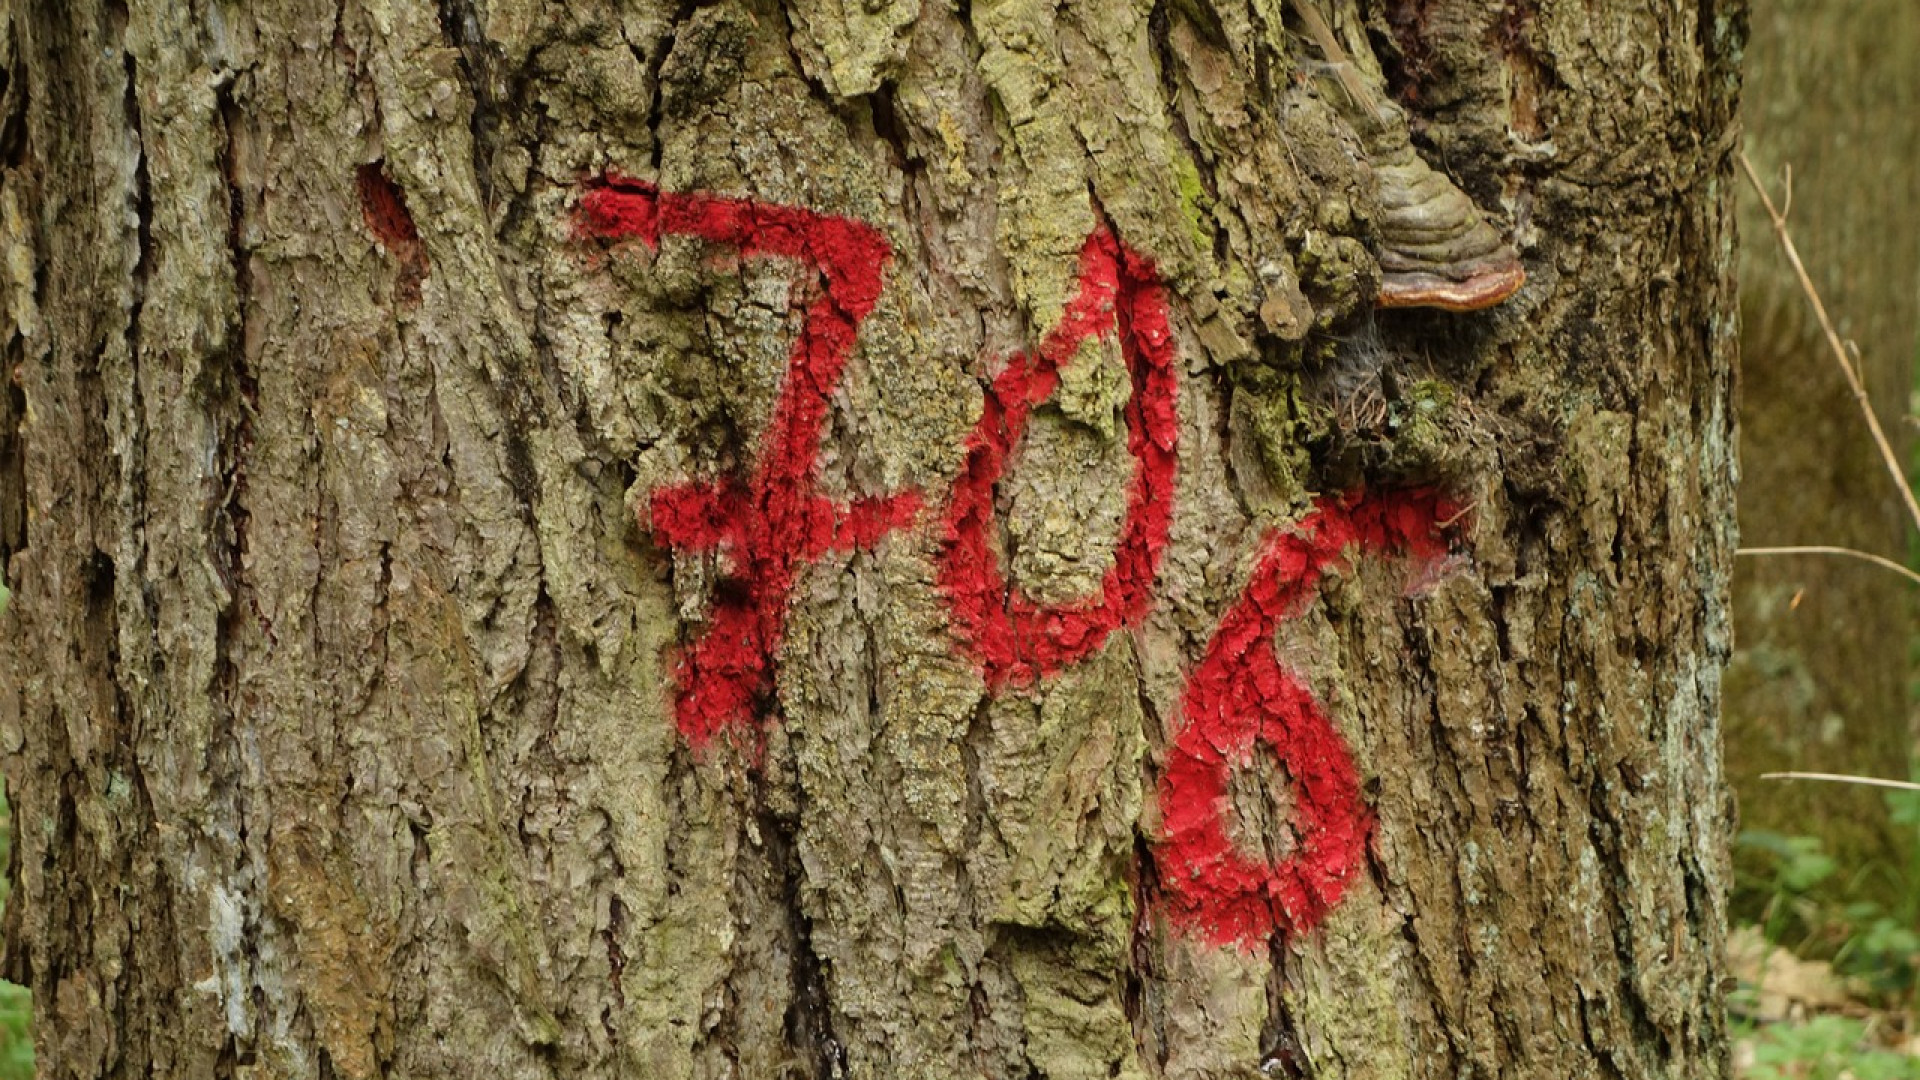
[936,230,1180,688]
[1157,490,1457,948]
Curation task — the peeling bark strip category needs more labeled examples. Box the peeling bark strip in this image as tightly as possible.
[578,182,1464,950]
[936,228,1179,688]
[576,176,923,749]
[1159,490,1458,948]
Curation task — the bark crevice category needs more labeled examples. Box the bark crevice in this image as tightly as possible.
[761,782,848,1080]
[434,0,502,211]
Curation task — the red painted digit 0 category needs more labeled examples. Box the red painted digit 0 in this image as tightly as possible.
[577,176,921,749]
[936,230,1179,688]
[1157,490,1457,949]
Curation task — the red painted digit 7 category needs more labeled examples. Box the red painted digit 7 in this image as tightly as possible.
[936,229,1179,688]
[1157,490,1459,948]
[577,176,921,749]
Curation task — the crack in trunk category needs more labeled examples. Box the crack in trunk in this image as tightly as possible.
[756,780,848,1080]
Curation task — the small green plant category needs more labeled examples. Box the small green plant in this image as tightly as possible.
[0,982,29,1080]
[1835,906,1920,1005]
[1730,788,1920,1077]
[1738,828,1841,950]
[1743,831,1843,894]
[1736,786,1920,1012]
[0,795,29,1080]
[1741,1014,1920,1080]
[1827,787,1920,1009]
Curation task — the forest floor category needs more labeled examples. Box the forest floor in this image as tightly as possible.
[1730,924,1920,1078]
[1730,804,1920,1080]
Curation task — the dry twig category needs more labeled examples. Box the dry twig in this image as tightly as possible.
[1737,151,1920,537]
[1735,546,1920,589]
[1761,771,1920,794]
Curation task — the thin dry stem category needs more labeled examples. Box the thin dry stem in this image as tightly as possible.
[1735,545,1920,588]
[1738,151,1920,537]
[1760,771,1920,793]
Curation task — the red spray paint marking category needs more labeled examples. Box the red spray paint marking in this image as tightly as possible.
[935,229,1180,688]
[575,181,1459,950]
[577,176,922,749]
[1156,489,1458,949]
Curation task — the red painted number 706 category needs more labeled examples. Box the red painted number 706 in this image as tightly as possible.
[575,178,1461,949]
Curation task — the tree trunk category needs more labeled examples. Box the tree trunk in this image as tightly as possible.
[1724,0,1920,911]
[0,2,1741,1079]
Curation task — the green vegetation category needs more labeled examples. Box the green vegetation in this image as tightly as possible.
[1740,1015,1919,1080]
[0,797,30,1080]
[0,985,26,1080]
[1731,786,1920,1077]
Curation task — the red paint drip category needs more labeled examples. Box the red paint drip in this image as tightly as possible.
[935,229,1180,688]
[577,176,920,749]
[1156,489,1459,949]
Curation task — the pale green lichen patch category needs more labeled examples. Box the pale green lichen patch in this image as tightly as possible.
[1011,941,1147,1080]
[1058,0,1208,290]
[1228,368,1318,511]
[974,651,1146,1079]
[1052,334,1129,440]
[832,239,982,499]
[1173,146,1216,256]
[1148,935,1270,1077]
[1003,407,1133,605]
[1295,228,1378,333]
[972,0,1102,326]
[976,650,1145,930]
[786,0,919,98]
[1285,889,1418,1080]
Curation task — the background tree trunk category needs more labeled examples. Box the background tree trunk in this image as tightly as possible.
[0,2,1740,1078]
[1724,0,1920,911]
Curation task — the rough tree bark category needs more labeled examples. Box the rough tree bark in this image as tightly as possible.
[1724,0,1920,909]
[0,2,1741,1079]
